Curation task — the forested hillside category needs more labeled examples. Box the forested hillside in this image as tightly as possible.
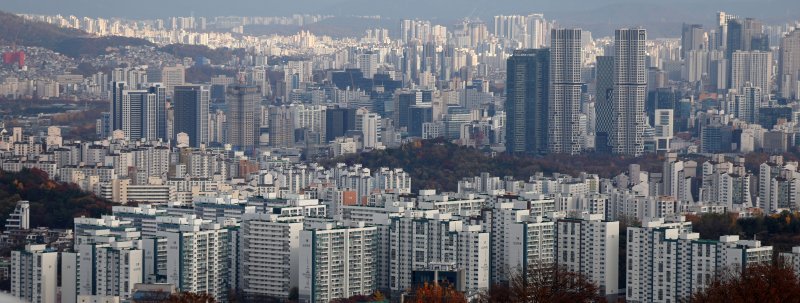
[0,10,152,57]
[0,168,116,230]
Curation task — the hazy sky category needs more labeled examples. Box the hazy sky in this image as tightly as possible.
[1,0,798,37]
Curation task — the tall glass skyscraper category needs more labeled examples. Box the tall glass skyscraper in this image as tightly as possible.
[173,85,210,147]
[505,49,549,155]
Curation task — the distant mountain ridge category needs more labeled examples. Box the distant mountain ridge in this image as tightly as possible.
[0,10,153,57]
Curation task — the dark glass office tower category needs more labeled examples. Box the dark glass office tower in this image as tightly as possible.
[595,56,615,153]
[505,49,549,155]
[173,85,210,147]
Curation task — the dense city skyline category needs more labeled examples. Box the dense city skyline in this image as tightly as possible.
[2,0,800,37]
[4,1,800,303]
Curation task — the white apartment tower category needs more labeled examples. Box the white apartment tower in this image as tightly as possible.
[549,28,584,155]
[758,155,800,213]
[388,210,489,294]
[626,217,772,303]
[555,213,620,297]
[161,65,186,95]
[779,29,800,99]
[731,50,773,97]
[4,200,30,230]
[299,221,378,303]
[653,109,674,151]
[240,213,304,299]
[484,198,556,284]
[158,215,230,302]
[611,28,648,156]
[356,108,383,149]
[357,52,379,79]
[74,240,143,301]
[11,244,58,303]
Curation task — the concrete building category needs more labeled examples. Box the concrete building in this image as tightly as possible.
[611,28,648,156]
[626,216,772,303]
[388,210,489,294]
[484,199,556,284]
[161,65,185,95]
[299,220,377,303]
[11,244,58,303]
[226,85,261,151]
[548,28,584,155]
[779,29,800,100]
[731,51,773,97]
[158,215,230,302]
[652,109,673,152]
[4,200,29,230]
[555,213,619,297]
[240,213,304,299]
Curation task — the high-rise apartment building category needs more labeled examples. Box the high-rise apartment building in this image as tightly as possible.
[388,210,489,294]
[110,82,166,141]
[240,213,304,299]
[226,85,260,151]
[71,240,143,301]
[681,24,705,59]
[111,81,127,134]
[485,198,556,284]
[555,213,619,297]
[173,85,210,147]
[779,29,800,100]
[356,108,382,149]
[549,28,583,155]
[158,216,231,302]
[357,52,379,79]
[11,244,58,303]
[611,28,647,156]
[268,105,296,148]
[493,14,548,49]
[506,49,550,155]
[161,65,185,95]
[731,50,773,96]
[758,155,800,214]
[626,217,772,303]
[299,221,378,303]
[725,18,768,89]
[122,90,158,141]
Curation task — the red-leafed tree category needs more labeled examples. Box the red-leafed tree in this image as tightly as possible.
[691,262,800,303]
[408,282,467,303]
[477,264,605,303]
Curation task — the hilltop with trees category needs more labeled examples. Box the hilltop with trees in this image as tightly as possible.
[325,138,668,192]
[0,10,152,57]
[0,168,116,231]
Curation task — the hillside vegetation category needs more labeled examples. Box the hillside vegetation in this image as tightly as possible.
[324,139,667,192]
[0,10,152,57]
[0,168,116,231]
